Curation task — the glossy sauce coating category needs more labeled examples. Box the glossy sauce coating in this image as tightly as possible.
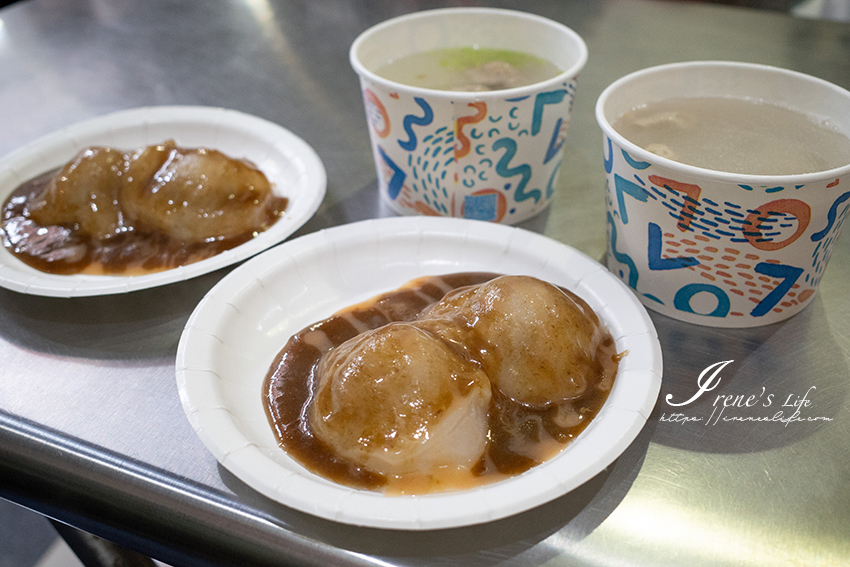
[0,141,288,275]
[263,273,621,495]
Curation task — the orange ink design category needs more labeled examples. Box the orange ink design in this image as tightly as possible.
[454,102,487,160]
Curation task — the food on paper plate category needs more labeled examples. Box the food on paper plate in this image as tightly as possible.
[263,273,622,495]
[312,322,493,479]
[1,140,287,275]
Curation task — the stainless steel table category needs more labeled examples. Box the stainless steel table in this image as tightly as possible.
[1,0,848,565]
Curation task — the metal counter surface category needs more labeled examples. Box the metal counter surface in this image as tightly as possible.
[0,0,848,565]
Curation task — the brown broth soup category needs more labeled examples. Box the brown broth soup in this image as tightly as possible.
[612,96,850,175]
[263,273,622,495]
[375,47,563,92]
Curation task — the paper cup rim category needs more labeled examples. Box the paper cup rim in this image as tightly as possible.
[349,7,588,100]
[595,60,850,185]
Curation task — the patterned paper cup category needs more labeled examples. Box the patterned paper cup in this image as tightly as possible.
[596,61,850,327]
[350,8,587,224]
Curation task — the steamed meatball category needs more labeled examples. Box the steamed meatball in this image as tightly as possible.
[425,275,605,406]
[310,322,491,476]
[120,144,284,243]
[28,147,126,239]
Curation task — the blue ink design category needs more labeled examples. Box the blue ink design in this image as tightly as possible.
[546,159,562,199]
[531,90,567,136]
[604,137,614,174]
[647,223,699,270]
[674,284,730,317]
[750,262,803,317]
[464,193,499,221]
[544,117,564,164]
[811,190,850,242]
[378,146,406,200]
[621,150,652,170]
[614,174,650,224]
[607,211,638,289]
[398,97,433,151]
[493,138,540,203]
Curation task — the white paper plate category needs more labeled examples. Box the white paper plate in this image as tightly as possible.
[176,216,662,530]
[0,106,326,296]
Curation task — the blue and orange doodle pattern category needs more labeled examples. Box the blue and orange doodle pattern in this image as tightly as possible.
[604,136,850,321]
[364,80,578,223]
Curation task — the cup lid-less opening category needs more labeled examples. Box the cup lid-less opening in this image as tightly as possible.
[350,8,588,99]
[595,61,850,185]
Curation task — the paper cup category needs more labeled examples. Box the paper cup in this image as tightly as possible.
[350,8,587,224]
[596,61,850,327]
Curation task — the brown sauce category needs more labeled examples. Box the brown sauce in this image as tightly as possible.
[0,142,288,275]
[263,273,620,494]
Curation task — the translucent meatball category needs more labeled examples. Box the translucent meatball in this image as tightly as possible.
[425,275,605,406]
[28,147,126,239]
[310,322,491,475]
[412,288,478,364]
[120,143,283,243]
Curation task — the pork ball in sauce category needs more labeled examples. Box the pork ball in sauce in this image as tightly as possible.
[310,322,492,476]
